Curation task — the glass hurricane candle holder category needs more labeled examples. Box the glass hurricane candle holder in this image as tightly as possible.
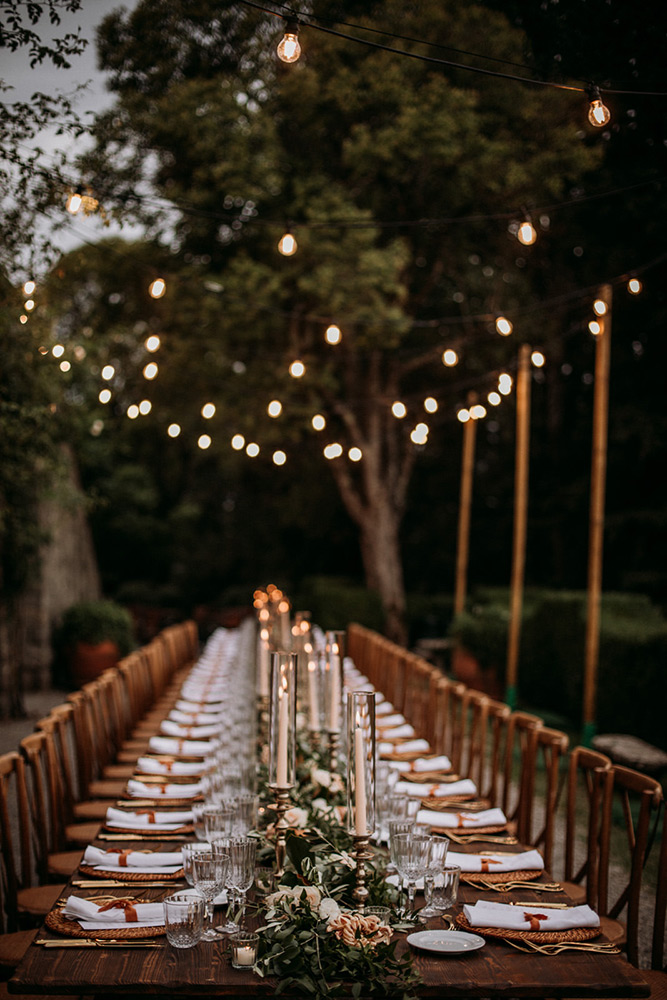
[306,650,325,735]
[323,632,344,735]
[268,652,297,789]
[231,930,259,969]
[346,690,376,838]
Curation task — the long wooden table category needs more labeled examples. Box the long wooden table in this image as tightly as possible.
[8,826,650,999]
[8,629,650,999]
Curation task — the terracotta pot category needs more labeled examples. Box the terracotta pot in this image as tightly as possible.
[70,639,120,685]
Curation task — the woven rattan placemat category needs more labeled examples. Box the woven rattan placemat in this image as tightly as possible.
[455,912,599,943]
[78,865,185,881]
[460,868,543,885]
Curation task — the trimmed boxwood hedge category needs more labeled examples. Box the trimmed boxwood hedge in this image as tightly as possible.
[448,588,667,750]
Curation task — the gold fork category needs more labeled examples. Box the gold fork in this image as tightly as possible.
[474,879,564,892]
[505,938,621,956]
[446,832,518,845]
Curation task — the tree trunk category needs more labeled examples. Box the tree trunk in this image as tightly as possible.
[357,499,408,646]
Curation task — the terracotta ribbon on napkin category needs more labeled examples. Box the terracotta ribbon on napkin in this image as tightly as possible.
[98,899,138,923]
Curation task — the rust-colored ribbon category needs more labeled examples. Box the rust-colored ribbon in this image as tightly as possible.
[98,899,138,922]
[480,857,503,873]
[456,813,471,828]
[106,849,132,867]
[523,912,549,931]
[137,810,156,823]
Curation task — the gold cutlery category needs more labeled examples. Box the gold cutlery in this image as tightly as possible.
[507,901,572,908]
[97,833,187,841]
[72,880,182,888]
[35,938,163,948]
[505,937,620,955]
[446,832,518,845]
[475,880,564,892]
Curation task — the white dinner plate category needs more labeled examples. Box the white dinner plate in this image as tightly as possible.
[407,929,485,954]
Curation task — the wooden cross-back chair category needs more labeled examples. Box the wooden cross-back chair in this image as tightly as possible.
[524,725,570,872]
[499,710,543,843]
[597,764,664,967]
[0,749,65,924]
[476,696,512,803]
[555,745,613,906]
[458,690,491,794]
[402,655,439,738]
[430,676,466,762]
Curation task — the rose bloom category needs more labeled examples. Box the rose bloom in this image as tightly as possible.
[266,884,322,910]
[319,896,341,922]
[327,912,392,949]
[284,806,309,828]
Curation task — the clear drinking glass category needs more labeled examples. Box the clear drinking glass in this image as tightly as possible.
[392,832,432,918]
[204,803,235,841]
[431,863,461,928]
[192,851,229,940]
[228,838,256,930]
[420,835,450,919]
[182,842,211,886]
[192,802,208,841]
[211,837,239,934]
[164,890,205,948]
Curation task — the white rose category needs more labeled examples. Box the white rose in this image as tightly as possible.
[295,884,322,908]
[284,806,309,828]
[311,766,332,788]
[319,897,341,922]
[311,797,332,816]
[266,888,296,908]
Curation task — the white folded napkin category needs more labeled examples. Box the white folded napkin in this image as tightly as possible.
[463,900,599,932]
[175,698,224,714]
[375,700,394,715]
[379,738,430,755]
[160,719,221,738]
[105,806,193,830]
[126,779,203,799]
[416,806,507,830]
[169,709,225,725]
[447,849,543,873]
[389,754,452,773]
[136,757,204,777]
[378,723,416,739]
[63,894,165,929]
[83,846,183,872]
[376,714,407,729]
[394,778,477,798]
[148,736,215,756]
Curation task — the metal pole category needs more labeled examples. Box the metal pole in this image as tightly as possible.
[505,344,532,710]
[582,285,612,746]
[454,391,478,617]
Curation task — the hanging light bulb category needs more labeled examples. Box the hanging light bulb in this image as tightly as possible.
[273,450,287,466]
[278,232,297,256]
[325,324,342,345]
[277,21,301,63]
[517,219,537,246]
[23,280,35,296]
[495,315,513,336]
[312,414,326,431]
[391,401,407,419]
[66,190,83,214]
[149,277,166,298]
[442,348,458,367]
[593,298,607,316]
[267,400,283,417]
[628,277,642,295]
[587,86,611,127]
[289,359,305,378]
[531,350,545,368]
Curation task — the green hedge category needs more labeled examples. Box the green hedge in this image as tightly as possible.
[448,588,667,750]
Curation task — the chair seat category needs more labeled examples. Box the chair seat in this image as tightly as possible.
[87,778,127,799]
[102,762,136,780]
[599,915,626,948]
[0,928,38,971]
[73,799,113,820]
[559,879,587,906]
[17,883,64,918]
[65,820,102,845]
[48,849,84,878]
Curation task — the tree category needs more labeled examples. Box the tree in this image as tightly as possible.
[0,0,88,276]
[70,0,605,642]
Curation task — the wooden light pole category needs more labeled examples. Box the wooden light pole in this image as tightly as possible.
[454,391,478,617]
[582,285,612,746]
[505,344,532,710]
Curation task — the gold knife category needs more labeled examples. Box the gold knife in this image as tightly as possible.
[35,938,163,948]
[72,880,183,887]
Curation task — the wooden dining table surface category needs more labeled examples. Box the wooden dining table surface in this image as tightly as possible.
[8,826,650,999]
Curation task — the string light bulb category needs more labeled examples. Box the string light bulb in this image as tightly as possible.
[517,218,537,246]
[167,423,181,438]
[348,447,362,462]
[202,402,216,418]
[289,359,305,378]
[593,298,607,316]
[391,401,407,419]
[587,86,611,127]
[457,408,471,423]
[325,324,342,345]
[588,320,601,336]
[267,400,282,417]
[231,433,245,450]
[277,21,301,63]
[495,315,513,336]
[273,450,287,466]
[424,397,438,413]
[628,278,642,295]
[278,232,297,256]
[312,414,326,431]
[66,190,82,214]
[442,348,458,367]
[149,277,166,298]
[23,280,35,296]
[145,335,161,352]
[531,350,545,368]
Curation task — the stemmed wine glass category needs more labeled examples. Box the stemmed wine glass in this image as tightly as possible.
[228,838,257,930]
[192,851,229,940]
[387,819,415,913]
[420,835,450,919]
[211,837,238,935]
[392,832,432,920]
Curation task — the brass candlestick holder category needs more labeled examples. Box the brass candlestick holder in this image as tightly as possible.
[327,730,340,772]
[271,784,292,876]
[352,834,373,911]
[308,731,321,755]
